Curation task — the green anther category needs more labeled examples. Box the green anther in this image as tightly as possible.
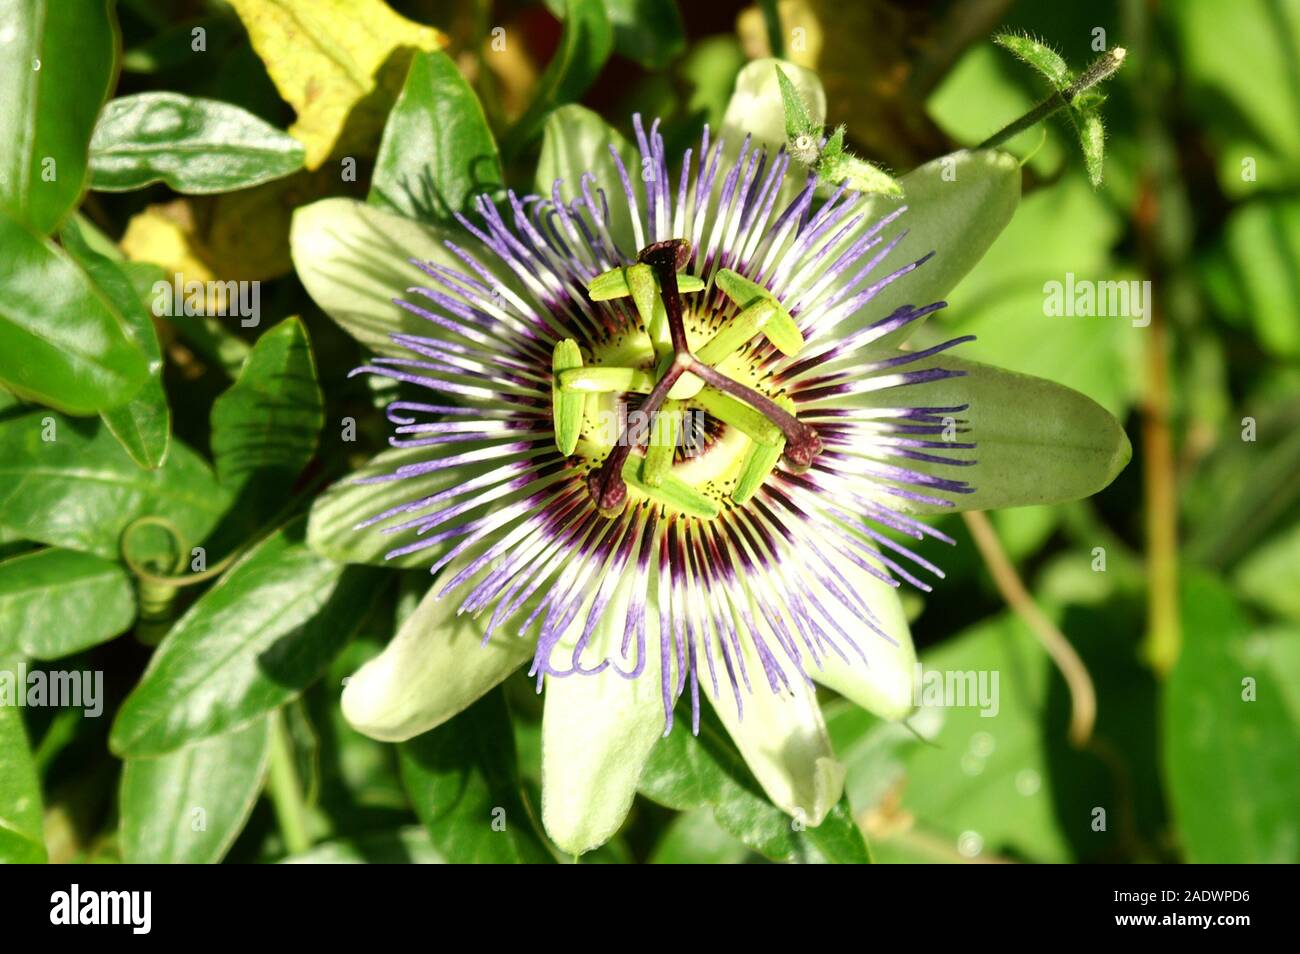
[551,339,585,456]
[731,394,796,504]
[620,453,719,519]
[695,299,779,366]
[586,267,705,301]
[714,268,804,356]
[587,268,635,301]
[642,400,680,488]
[692,386,782,448]
[559,366,655,393]
[732,441,783,504]
[625,264,666,352]
[587,265,705,358]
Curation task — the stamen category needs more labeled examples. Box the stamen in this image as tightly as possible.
[560,366,655,393]
[643,400,680,487]
[733,440,784,504]
[713,268,804,355]
[551,339,584,456]
[690,386,782,448]
[694,299,779,366]
[686,359,822,471]
[581,236,825,513]
[586,356,688,515]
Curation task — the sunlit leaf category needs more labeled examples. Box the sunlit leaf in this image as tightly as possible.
[225,0,448,169]
[89,92,305,194]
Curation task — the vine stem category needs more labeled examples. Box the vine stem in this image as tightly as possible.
[962,510,1097,746]
[267,709,312,857]
[759,0,784,60]
[977,47,1127,150]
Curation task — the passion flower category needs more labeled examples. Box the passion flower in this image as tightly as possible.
[294,68,1130,857]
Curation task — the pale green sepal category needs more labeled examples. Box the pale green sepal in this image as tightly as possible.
[537,105,640,254]
[342,574,535,743]
[808,564,917,721]
[290,198,507,358]
[852,356,1132,514]
[540,576,666,855]
[838,150,1022,351]
[702,652,845,827]
[308,446,458,568]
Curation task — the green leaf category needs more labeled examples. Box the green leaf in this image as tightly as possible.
[399,689,555,864]
[1171,0,1300,196]
[827,611,1082,864]
[775,64,818,140]
[648,808,750,864]
[291,196,485,357]
[1203,196,1300,359]
[0,547,135,659]
[59,217,171,469]
[110,518,386,757]
[119,717,271,863]
[281,825,442,863]
[535,104,640,255]
[370,51,503,224]
[88,92,305,194]
[210,316,323,500]
[1164,572,1300,863]
[1234,522,1300,622]
[0,209,151,415]
[0,0,117,233]
[0,701,46,862]
[602,0,685,69]
[856,355,1131,513]
[505,0,614,155]
[681,36,745,131]
[638,705,871,863]
[0,411,229,561]
[992,33,1073,90]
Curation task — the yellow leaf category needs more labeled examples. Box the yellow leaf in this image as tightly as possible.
[204,166,344,281]
[227,0,448,169]
[120,202,215,284]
